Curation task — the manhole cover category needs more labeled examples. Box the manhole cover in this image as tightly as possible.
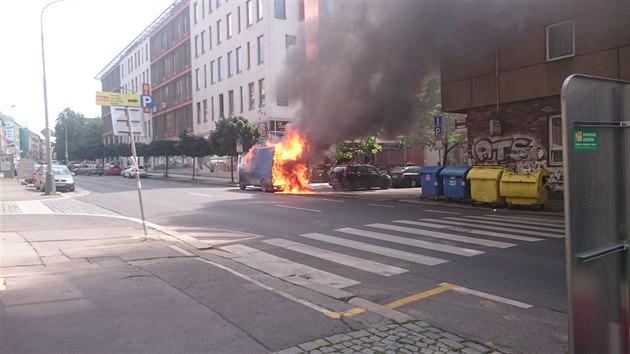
[122,275,152,282]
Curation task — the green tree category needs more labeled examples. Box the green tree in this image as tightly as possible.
[176,131,213,180]
[209,116,260,182]
[53,108,102,163]
[356,136,382,164]
[149,140,179,177]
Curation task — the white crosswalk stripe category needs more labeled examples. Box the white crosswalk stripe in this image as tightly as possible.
[447,217,565,233]
[299,233,448,266]
[263,238,408,276]
[420,218,564,239]
[393,220,543,242]
[481,214,565,226]
[465,215,565,229]
[366,223,516,248]
[336,227,483,256]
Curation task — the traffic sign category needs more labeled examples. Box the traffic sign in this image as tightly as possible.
[141,95,154,108]
[434,126,442,138]
[433,115,443,127]
[95,91,141,107]
[111,107,144,136]
[236,137,243,153]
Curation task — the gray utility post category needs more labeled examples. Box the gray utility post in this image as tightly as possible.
[40,0,67,195]
[61,121,68,163]
[562,74,629,354]
[124,106,148,236]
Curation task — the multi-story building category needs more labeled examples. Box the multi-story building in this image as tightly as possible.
[96,0,189,145]
[28,131,43,160]
[190,0,302,140]
[439,0,629,191]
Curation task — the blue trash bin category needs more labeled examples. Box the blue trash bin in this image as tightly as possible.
[419,166,444,199]
[440,166,472,201]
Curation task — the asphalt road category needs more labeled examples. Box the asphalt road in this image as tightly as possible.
[74,174,568,353]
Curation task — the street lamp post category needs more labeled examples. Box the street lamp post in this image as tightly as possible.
[60,121,68,163]
[41,0,65,195]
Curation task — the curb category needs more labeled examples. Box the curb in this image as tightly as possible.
[397,198,564,218]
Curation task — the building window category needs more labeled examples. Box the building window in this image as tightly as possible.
[219,93,225,118]
[210,60,216,84]
[549,115,563,166]
[194,35,199,57]
[208,26,212,49]
[218,56,223,81]
[276,82,288,106]
[211,97,215,121]
[226,13,233,38]
[246,0,253,26]
[237,6,242,33]
[193,2,198,24]
[258,79,266,107]
[299,0,304,21]
[257,35,265,64]
[247,41,251,69]
[203,64,207,88]
[201,30,206,53]
[195,68,200,91]
[216,0,222,8]
[257,0,264,21]
[274,0,285,19]
[196,101,202,124]
[236,46,243,73]
[209,0,214,13]
[203,99,208,122]
[228,51,234,77]
[239,86,244,113]
[217,19,223,45]
[248,82,255,110]
[546,20,574,61]
[228,90,234,116]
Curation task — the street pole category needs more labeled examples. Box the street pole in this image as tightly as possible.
[125,106,148,236]
[61,121,68,163]
[40,0,65,195]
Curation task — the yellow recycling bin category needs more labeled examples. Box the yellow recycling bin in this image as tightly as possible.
[499,168,550,209]
[467,166,505,205]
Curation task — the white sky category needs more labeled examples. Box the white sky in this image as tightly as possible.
[0,0,175,136]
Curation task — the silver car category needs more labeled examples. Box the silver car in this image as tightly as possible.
[34,164,75,192]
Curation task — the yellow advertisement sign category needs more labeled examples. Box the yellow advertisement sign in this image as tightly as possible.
[95,92,141,107]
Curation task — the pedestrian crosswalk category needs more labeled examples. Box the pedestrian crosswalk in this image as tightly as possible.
[216,214,565,294]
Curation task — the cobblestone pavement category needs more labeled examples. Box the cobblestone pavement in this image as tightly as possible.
[272,321,502,354]
[0,202,21,214]
[41,198,117,215]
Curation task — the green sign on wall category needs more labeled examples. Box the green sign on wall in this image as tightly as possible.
[573,128,598,151]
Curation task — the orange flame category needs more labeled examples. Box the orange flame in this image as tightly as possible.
[271,128,312,194]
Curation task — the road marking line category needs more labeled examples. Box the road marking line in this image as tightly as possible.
[448,217,565,233]
[319,198,345,203]
[299,233,448,266]
[424,210,461,215]
[395,220,543,242]
[426,218,564,238]
[439,282,533,309]
[466,215,565,229]
[275,205,322,212]
[264,238,408,276]
[196,259,340,318]
[367,223,516,248]
[368,203,395,208]
[337,227,483,256]
[386,283,459,309]
[188,193,213,197]
[169,245,194,256]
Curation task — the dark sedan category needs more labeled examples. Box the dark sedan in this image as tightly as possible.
[328,164,391,191]
[389,166,421,188]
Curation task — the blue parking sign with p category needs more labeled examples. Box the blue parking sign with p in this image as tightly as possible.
[141,95,154,108]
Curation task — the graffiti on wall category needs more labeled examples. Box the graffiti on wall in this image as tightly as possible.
[473,134,564,192]
[473,135,546,163]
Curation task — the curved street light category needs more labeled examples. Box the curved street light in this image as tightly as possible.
[41,0,66,194]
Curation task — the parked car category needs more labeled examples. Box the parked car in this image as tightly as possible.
[73,164,103,176]
[104,164,122,176]
[34,164,75,192]
[122,165,147,178]
[328,164,391,191]
[389,166,421,188]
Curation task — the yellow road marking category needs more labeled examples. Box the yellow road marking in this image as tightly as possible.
[332,283,458,318]
[386,283,458,309]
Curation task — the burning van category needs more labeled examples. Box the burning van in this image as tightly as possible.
[238,129,311,194]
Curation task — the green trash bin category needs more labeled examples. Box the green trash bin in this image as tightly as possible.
[467,166,505,205]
